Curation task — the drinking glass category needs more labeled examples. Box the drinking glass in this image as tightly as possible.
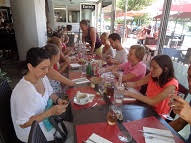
[106,105,117,125]
[98,81,105,96]
[114,82,124,105]
[162,91,185,121]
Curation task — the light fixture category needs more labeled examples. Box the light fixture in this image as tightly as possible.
[54,7,66,10]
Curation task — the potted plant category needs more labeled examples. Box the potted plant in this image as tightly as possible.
[0,68,11,84]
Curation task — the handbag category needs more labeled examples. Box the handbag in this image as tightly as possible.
[49,115,68,143]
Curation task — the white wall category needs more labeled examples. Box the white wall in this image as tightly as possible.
[11,0,47,60]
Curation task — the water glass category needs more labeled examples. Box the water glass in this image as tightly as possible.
[81,64,87,75]
[114,83,124,105]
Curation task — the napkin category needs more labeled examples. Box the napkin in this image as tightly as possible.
[143,127,175,143]
[123,97,136,101]
[70,63,81,68]
[72,77,90,85]
[85,133,112,143]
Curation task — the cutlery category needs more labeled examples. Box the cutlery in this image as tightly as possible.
[138,130,174,138]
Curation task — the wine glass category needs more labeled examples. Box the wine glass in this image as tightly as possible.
[162,91,185,121]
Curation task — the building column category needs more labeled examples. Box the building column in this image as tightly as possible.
[158,0,172,54]
[46,0,55,29]
[11,0,47,60]
[111,0,116,33]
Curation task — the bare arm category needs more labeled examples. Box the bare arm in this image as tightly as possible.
[169,117,187,132]
[82,32,86,43]
[20,104,67,128]
[124,85,176,106]
[47,67,75,86]
[124,74,150,88]
[90,27,96,53]
[59,63,68,73]
[122,73,137,82]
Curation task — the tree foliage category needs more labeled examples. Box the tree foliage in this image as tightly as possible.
[117,0,154,11]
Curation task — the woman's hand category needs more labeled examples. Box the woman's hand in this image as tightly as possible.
[170,95,191,124]
[50,104,67,116]
[123,82,136,88]
[57,98,68,106]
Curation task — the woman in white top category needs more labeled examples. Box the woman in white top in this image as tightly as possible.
[11,48,69,142]
[100,32,114,60]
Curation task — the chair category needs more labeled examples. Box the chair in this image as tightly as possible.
[28,121,48,143]
[162,48,184,63]
[183,48,191,65]
[0,80,21,143]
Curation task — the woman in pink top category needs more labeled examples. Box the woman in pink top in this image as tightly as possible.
[123,55,178,116]
[106,45,146,84]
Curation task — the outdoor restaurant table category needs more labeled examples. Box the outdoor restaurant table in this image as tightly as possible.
[65,54,185,143]
[65,73,185,143]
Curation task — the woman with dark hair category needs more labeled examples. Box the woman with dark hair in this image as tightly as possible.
[123,55,178,116]
[10,47,73,142]
[80,19,102,53]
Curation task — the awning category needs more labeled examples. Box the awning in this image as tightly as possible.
[170,12,191,19]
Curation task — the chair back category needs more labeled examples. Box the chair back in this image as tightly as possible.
[28,121,48,143]
[0,80,21,143]
[183,48,191,64]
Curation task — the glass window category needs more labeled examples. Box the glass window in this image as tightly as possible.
[68,11,80,23]
[54,9,67,22]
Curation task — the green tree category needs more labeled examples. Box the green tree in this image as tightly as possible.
[117,0,154,11]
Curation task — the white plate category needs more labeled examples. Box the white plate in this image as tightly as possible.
[72,78,90,85]
[73,93,95,105]
[70,63,81,68]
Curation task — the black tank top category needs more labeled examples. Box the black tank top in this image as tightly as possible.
[85,27,102,50]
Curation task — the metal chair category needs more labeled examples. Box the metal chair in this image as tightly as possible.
[0,80,22,143]
[28,121,48,143]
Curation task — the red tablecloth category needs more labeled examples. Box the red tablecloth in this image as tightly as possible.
[124,116,185,143]
[69,71,85,80]
[76,122,121,143]
[66,86,105,110]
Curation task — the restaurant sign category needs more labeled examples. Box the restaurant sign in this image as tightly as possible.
[81,4,95,10]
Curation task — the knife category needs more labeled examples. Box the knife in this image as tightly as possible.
[117,121,137,143]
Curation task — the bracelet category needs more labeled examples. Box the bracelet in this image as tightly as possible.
[55,97,60,104]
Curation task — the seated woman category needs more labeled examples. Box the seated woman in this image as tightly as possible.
[100,32,114,60]
[44,44,64,94]
[11,48,73,142]
[106,45,146,89]
[47,36,71,73]
[123,55,178,116]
